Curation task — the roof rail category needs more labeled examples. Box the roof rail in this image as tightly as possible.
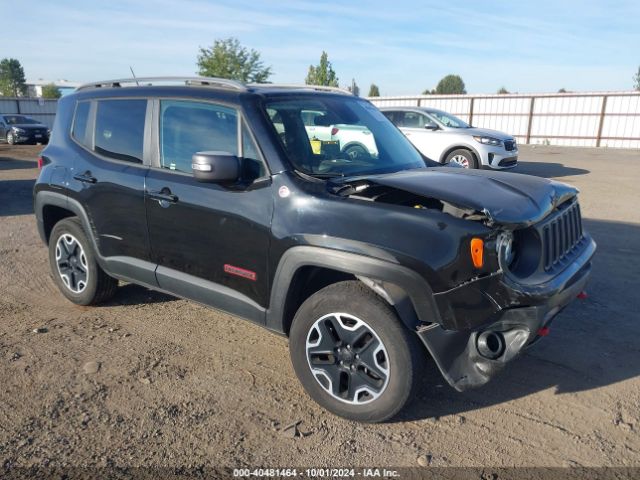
[248,83,353,95]
[76,76,247,91]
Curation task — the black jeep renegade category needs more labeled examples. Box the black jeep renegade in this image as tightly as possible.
[34,77,596,422]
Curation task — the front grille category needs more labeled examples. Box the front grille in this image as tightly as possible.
[504,140,516,151]
[541,200,583,271]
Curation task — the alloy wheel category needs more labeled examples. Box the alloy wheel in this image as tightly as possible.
[305,313,390,404]
[55,234,89,293]
[344,145,367,160]
[449,154,470,168]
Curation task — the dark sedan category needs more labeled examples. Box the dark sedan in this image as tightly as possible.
[0,114,50,145]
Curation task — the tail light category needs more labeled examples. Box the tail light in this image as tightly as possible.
[331,127,339,136]
[537,326,551,337]
[37,156,50,170]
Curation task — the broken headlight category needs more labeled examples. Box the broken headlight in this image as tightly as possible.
[497,231,515,269]
[499,228,542,279]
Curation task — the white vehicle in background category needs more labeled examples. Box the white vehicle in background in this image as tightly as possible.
[380,107,518,169]
[302,110,378,160]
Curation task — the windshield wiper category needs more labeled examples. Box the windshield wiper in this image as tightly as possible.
[295,170,345,180]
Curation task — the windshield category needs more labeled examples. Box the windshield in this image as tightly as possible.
[428,110,470,129]
[264,97,427,177]
[3,115,39,125]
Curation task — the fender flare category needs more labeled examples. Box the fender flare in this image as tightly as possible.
[36,190,159,286]
[35,190,106,264]
[265,245,441,333]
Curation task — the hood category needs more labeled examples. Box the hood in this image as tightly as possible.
[458,127,513,141]
[346,167,577,227]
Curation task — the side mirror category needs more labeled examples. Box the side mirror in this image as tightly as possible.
[425,124,439,131]
[191,151,239,183]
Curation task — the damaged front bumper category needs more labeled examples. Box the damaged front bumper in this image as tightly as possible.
[418,235,596,392]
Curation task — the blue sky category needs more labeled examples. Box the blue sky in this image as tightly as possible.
[3,0,639,95]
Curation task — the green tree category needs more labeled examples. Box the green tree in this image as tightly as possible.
[558,88,568,93]
[368,83,380,97]
[633,66,640,91]
[197,37,272,83]
[434,74,466,94]
[422,88,435,95]
[305,51,339,87]
[497,86,509,94]
[41,83,61,99]
[0,58,27,97]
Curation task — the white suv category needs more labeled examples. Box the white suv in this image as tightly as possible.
[302,110,378,160]
[381,107,517,169]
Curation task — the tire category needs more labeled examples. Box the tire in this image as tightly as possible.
[48,217,118,305]
[6,132,15,145]
[289,281,424,422]
[343,144,369,161]
[445,148,477,169]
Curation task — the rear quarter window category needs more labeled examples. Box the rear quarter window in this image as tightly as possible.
[71,101,91,147]
[94,99,147,163]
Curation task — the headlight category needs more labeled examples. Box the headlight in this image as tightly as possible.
[497,231,515,268]
[473,136,502,146]
[13,127,26,134]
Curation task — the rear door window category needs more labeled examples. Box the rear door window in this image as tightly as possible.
[94,99,147,163]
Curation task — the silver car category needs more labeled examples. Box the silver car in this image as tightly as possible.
[380,107,518,169]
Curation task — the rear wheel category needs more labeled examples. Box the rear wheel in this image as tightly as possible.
[445,148,477,169]
[289,281,424,422]
[49,217,118,305]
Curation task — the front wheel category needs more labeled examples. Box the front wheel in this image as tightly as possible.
[342,144,369,161]
[445,148,478,169]
[6,132,15,145]
[289,281,424,422]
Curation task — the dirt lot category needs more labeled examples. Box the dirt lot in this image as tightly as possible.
[0,144,639,471]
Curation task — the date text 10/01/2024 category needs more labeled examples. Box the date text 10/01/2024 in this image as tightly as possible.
[233,468,400,477]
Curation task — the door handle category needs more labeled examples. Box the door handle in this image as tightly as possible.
[73,171,97,184]
[147,189,178,204]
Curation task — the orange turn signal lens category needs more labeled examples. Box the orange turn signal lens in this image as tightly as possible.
[470,238,484,268]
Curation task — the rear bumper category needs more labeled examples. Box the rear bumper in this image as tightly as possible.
[419,236,595,391]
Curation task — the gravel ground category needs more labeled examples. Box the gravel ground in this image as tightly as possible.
[0,144,639,472]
